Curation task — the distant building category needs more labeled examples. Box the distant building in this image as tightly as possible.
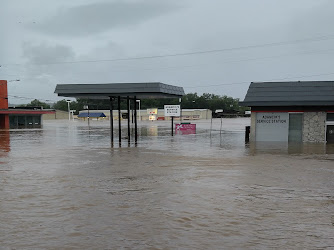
[78,109,212,121]
[0,80,55,129]
[43,110,70,120]
[78,112,106,120]
[240,81,334,143]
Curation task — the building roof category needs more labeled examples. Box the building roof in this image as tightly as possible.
[77,112,106,118]
[240,81,334,106]
[0,109,55,115]
[54,82,185,99]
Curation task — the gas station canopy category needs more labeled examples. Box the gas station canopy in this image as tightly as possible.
[54,82,185,145]
[54,82,185,99]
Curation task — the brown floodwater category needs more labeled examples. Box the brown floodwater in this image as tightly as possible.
[0,118,333,249]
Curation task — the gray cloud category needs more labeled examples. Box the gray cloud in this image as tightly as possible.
[289,0,334,49]
[4,0,334,104]
[29,0,183,37]
[22,43,75,64]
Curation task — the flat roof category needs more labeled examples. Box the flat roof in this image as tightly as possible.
[0,109,55,115]
[54,82,185,99]
[240,81,334,106]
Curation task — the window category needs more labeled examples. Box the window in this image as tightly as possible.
[18,116,25,128]
[26,116,33,128]
[33,116,41,128]
[9,116,18,129]
[327,113,334,121]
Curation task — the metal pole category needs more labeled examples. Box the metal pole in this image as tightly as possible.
[88,105,90,127]
[118,96,121,144]
[134,96,138,143]
[138,100,141,121]
[171,116,174,136]
[219,116,223,146]
[127,96,130,143]
[67,101,70,121]
[210,114,213,138]
[179,98,182,123]
[110,97,114,145]
[220,117,223,136]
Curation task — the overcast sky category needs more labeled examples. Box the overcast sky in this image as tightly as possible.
[1,0,334,104]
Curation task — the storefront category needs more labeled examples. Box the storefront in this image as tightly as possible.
[1,80,55,129]
[0,110,55,129]
[9,115,42,129]
[240,81,334,143]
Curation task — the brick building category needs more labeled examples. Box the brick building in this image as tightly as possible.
[0,80,55,129]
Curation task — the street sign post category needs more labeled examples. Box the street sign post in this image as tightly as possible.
[164,105,181,136]
[164,105,180,117]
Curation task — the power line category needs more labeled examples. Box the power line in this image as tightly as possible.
[185,72,334,89]
[7,95,57,103]
[3,47,334,82]
[1,34,334,67]
[74,47,334,73]
[6,71,334,102]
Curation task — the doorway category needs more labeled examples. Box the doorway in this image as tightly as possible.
[288,113,303,142]
[326,125,334,143]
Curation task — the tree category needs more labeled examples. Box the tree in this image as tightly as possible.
[25,99,50,109]
[51,93,249,115]
[53,99,83,115]
[53,99,69,111]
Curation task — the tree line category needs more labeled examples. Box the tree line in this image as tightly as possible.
[19,93,249,115]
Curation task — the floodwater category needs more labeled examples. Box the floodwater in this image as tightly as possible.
[0,118,333,249]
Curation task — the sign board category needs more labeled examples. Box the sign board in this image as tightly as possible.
[147,108,158,115]
[175,123,196,134]
[255,112,289,141]
[164,105,180,117]
[149,115,156,121]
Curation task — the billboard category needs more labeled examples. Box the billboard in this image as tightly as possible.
[175,123,196,134]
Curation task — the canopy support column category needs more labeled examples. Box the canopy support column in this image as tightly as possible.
[127,96,131,143]
[134,96,138,144]
[118,96,121,145]
[110,97,114,146]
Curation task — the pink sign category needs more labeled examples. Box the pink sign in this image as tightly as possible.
[175,123,196,134]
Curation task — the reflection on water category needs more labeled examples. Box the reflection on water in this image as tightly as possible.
[1,118,333,249]
[0,130,10,161]
[0,130,10,153]
[140,125,158,136]
[248,141,334,155]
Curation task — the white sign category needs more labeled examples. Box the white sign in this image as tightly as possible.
[147,108,158,115]
[164,105,180,117]
[255,112,289,141]
[149,115,156,121]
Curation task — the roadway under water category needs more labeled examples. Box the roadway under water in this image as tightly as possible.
[0,118,333,249]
